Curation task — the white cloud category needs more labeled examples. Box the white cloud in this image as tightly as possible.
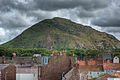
[0,28,5,37]
[109,32,120,40]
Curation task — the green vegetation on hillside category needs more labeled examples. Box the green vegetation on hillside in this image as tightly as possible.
[1,17,120,49]
[0,46,120,58]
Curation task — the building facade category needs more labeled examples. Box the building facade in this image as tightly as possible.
[1,64,16,80]
[113,56,119,63]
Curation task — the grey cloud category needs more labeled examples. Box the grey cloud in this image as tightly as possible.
[34,0,110,11]
[0,12,28,29]
[0,0,110,12]
[113,33,120,40]
[34,0,80,11]
[0,0,34,13]
[91,17,120,27]
[25,11,51,21]
[91,0,120,27]
[0,29,22,44]
[0,0,111,27]
[102,27,120,33]
[0,9,54,30]
[0,19,27,29]
[76,8,96,18]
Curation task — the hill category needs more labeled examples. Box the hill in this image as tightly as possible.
[2,17,120,49]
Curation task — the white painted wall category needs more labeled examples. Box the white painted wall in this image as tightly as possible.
[113,56,119,63]
[108,78,120,80]
[16,73,38,80]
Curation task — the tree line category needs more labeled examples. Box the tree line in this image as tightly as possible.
[0,46,120,58]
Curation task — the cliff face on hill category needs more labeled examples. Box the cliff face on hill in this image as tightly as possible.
[2,17,120,49]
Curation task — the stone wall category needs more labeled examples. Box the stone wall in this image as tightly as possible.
[39,53,74,80]
[77,60,86,65]
[0,57,33,65]
[14,57,33,65]
[103,63,120,70]
[77,59,102,66]
[78,65,103,71]
[87,59,97,65]
[1,65,16,80]
[77,59,103,71]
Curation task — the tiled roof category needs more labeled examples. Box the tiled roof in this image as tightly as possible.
[96,74,112,80]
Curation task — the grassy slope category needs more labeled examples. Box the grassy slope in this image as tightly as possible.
[2,17,120,49]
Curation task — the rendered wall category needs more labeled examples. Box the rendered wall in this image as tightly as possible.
[39,53,74,80]
[1,65,16,80]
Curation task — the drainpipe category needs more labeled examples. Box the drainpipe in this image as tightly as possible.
[5,72,7,80]
[38,65,42,80]
[38,65,39,80]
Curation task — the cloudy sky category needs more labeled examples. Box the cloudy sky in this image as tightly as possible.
[0,0,120,44]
